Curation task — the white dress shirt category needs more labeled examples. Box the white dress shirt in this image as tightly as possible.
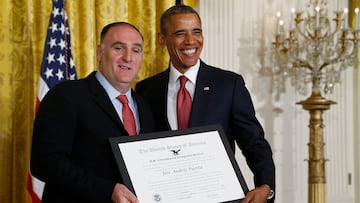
[167,60,200,130]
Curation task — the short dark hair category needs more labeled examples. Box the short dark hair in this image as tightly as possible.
[100,22,144,44]
[160,5,201,35]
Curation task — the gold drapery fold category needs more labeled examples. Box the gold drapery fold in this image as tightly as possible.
[0,0,197,202]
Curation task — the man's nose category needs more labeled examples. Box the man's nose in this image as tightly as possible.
[184,33,195,44]
[122,49,132,62]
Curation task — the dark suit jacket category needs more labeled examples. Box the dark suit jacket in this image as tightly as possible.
[31,71,154,203]
[136,60,275,193]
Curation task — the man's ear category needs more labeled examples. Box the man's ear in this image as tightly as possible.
[96,45,101,62]
[157,32,166,47]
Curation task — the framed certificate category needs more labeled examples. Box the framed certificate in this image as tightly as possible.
[109,124,248,203]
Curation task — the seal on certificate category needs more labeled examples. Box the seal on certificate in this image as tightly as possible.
[152,193,162,202]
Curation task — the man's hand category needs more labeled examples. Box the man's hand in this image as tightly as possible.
[112,183,139,203]
[241,184,271,203]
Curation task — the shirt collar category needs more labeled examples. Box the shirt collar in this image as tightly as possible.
[169,59,200,85]
[95,71,132,99]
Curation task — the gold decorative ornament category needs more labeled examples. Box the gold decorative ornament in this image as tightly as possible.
[272,0,359,202]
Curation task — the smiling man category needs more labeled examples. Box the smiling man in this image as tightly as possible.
[136,5,275,203]
[97,22,144,93]
[31,22,154,203]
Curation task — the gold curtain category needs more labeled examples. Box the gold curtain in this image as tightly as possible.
[0,0,197,202]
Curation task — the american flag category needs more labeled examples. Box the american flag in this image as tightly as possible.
[28,0,77,202]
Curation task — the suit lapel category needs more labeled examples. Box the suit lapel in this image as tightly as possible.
[154,69,172,130]
[132,90,155,134]
[87,72,128,135]
[190,62,214,127]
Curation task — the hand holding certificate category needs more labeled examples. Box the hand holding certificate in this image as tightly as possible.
[109,125,248,203]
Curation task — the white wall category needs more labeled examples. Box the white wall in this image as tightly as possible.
[197,0,359,202]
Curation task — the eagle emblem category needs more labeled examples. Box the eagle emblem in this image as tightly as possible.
[170,149,181,155]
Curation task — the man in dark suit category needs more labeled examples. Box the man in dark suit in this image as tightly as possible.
[31,22,152,203]
[136,5,275,203]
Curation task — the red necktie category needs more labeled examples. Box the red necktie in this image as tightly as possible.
[117,95,137,136]
[177,76,192,129]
